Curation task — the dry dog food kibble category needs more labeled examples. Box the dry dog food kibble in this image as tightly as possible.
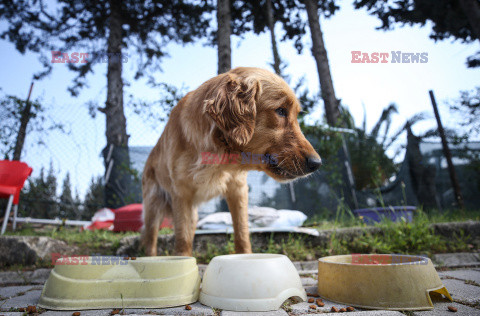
[308,298,314,303]
[185,305,192,310]
[346,306,355,312]
[111,309,121,315]
[331,306,339,312]
[309,305,317,309]
[448,306,458,312]
[316,299,325,307]
[307,292,320,297]
[339,308,347,312]
[26,306,37,314]
[72,312,81,316]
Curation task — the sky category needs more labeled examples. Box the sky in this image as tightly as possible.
[0,2,479,198]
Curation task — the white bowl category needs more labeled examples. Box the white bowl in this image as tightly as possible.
[199,253,306,311]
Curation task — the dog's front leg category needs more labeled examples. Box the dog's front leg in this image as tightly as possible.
[225,177,252,253]
[171,197,198,256]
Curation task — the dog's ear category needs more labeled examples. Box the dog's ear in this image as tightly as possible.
[204,73,261,148]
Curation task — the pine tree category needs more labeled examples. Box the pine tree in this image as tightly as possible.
[353,0,480,67]
[0,0,212,207]
[60,173,81,219]
[83,176,105,220]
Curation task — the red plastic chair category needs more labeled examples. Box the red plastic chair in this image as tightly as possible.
[0,160,33,234]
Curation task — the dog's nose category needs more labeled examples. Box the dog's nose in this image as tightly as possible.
[306,155,322,172]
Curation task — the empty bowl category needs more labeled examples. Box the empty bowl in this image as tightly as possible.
[317,254,452,310]
[199,253,306,311]
[38,256,200,310]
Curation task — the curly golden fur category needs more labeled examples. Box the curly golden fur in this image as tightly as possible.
[141,67,322,256]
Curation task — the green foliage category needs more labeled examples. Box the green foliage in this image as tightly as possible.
[59,173,82,220]
[353,0,475,43]
[260,234,313,261]
[219,0,339,54]
[449,87,480,137]
[83,176,105,220]
[5,209,479,265]
[19,163,59,218]
[17,170,106,221]
[128,83,188,133]
[355,216,447,256]
[353,0,479,67]
[0,0,213,91]
[0,94,64,159]
[261,98,400,218]
[193,234,236,263]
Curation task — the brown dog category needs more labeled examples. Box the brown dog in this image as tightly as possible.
[141,67,321,256]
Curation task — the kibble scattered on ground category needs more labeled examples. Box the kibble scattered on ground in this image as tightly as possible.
[448,305,458,312]
[26,305,36,314]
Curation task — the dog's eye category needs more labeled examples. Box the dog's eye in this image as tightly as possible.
[275,108,287,117]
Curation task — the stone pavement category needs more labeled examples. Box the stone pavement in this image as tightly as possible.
[1,254,479,316]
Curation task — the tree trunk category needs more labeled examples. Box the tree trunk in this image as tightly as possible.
[103,0,132,208]
[217,0,231,74]
[304,0,357,208]
[304,0,340,126]
[12,82,34,161]
[266,0,282,76]
[458,0,480,42]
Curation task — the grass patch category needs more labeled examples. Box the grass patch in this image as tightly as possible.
[2,209,477,265]
[322,210,476,257]
[4,224,139,255]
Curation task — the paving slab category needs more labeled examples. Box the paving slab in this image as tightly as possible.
[0,269,51,286]
[0,271,28,285]
[0,290,42,310]
[442,279,480,306]
[300,261,317,271]
[289,286,352,314]
[298,270,317,276]
[29,310,111,316]
[301,277,317,287]
[143,302,214,316]
[221,310,288,316]
[413,300,480,316]
[296,311,405,316]
[197,264,207,277]
[439,269,480,284]
[0,286,41,300]
[434,253,480,268]
[293,261,303,271]
[34,303,214,316]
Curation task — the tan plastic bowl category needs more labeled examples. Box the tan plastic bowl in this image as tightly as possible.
[317,254,452,311]
[38,256,200,310]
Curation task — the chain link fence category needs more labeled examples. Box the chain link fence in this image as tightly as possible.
[2,97,479,224]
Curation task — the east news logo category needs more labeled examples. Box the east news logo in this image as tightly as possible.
[351,51,428,63]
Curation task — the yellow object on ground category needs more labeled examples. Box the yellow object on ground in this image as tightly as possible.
[317,254,452,311]
[38,256,200,310]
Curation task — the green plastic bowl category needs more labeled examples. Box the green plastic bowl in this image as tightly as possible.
[38,256,200,310]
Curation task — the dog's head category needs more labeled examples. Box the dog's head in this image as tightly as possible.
[203,67,321,182]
